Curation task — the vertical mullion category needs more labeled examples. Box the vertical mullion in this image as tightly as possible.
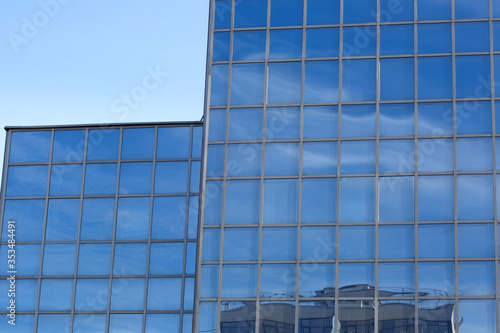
[413,0,419,330]
[0,130,11,254]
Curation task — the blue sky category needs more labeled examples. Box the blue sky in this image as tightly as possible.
[0,0,209,172]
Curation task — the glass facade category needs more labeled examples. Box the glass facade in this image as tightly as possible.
[0,124,202,333]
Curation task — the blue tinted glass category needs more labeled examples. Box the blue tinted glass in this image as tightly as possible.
[222,265,258,298]
[111,278,144,310]
[419,176,453,221]
[300,226,335,260]
[46,199,79,241]
[10,131,51,163]
[119,162,152,194]
[213,32,230,62]
[75,279,108,311]
[203,229,221,262]
[495,0,500,17]
[418,224,454,258]
[380,25,414,55]
[210,64,229,106]
[379,225,414,259]
[121,128,155,160]
[339,226,375,260]
[380,0,413,22]
[150,243,184,275]
[224,228,259,261]
[418,102,453,136]
[299,263,335,297]
[148,278,182,310]
[379,176,414,222]
[418,0,451,20]
[226,180,260,225]
[307,0,339,25]
[0,279,37,311]
[78,244,111,275]
[204,181,223,225]
[109,314,143,333]
[199,302,217,332]
[303,142,337,175]
[6,165,48,197]
[235,0,267,28]
[379,140,415,173]
[304,106,338,139]
[495,57,500,97]
[340,141,376,174]
[458,175,494,220]
[456,22,490,53]
[261,264,296,298]
[208,109,226,142]
[418,138,454,172]
[458,224,495,258]
[231,63,265,105]
[190,161,200,193]
[380,103,414,137]
[263,227,297,261]
[2,200,45,242]
[306,28,339,58]
[343,0,377,23]
[380,58,414,100]
[459,300,496,332]
[86,129,119,161]
[0,315,34,332]
[265,143,300,176]
[342,59,376,102]
[229,108,263,141]
[37,315,71,333]
[81,198,114,240]
[184,278,195,309]
[233,31,266,61]
[378,263,414,295]
[157,127,190,159]
[458,262,495,296]
[270,0,303,26]
[84,163,117,195]
[418,23,452,54]
[268,62,302,104]
[155,162,188,193]
[269,29,303,59]
[201,265,219,298]
[214,0,231,29]
[49,164,82,196]
[340,177,375,223]
[188,197,199,239]
[418,57,453,100]
[455,0,489,19]
[113,243,147,275]
[116,197,150,240]
[494,22,500,51]
[53,130,85,162]
[186,243,197,274]
[341,104,376,138]
[152,196,185,240]
[418,262,454,296]
[39,279,73,310]
[264,179,298,224]
[338,263,374,289]
[74,314,107,332]
[206,145,225,178]
[192,126,202,159]
[343,26,377,57]
[42,244,75,275]
[305,61,339,103]
[266,107,301,140]
[456,101,492,135]
[302,178,336,224]
[457,138,492,172]
[146,314,180,333]
[456,55,491,98]
[0,244,40,276]
[227,144,262,177]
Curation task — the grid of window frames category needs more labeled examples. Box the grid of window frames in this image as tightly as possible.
[200,0,500,332]
[0,124,202,333]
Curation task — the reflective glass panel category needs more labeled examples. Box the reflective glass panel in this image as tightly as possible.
[214,0,231,29]
[75,279,108,311]
[220,302,256,331]
[2,199,45,242]
[192,126,202,158]
[418,138,454,172]
[266,107,301,140]
[113,243,147,276]
[301,178,336,223]
[49,164,82,196]
[379,176,414,222]
[338,263,374,289]
[458,224,495,258]
[379,140,415,174]
[121,127,155,160]
[84,163,117,195]
[305,61,339,103]
[227,144,262,177]
[210,64,229,106]
[10,131,51,163]
[380,0,413,22]
[224,228,259,261]
[229,108,263,141]
[222,265,258,298]
[306,28,339,58]
[184,278,195,310]
[231,63,265,105]
[340,177,375,223]
[0,315,34,332]
[37,315,71,333]
[226,180,260,225]
[157,127,190,159]
[204,181,223,225]
[46,198,79,241]
[380,58,414,100]
[265,143,300,176]
[234,0,267,28]
[202,228,220,262]
[190,161,201,193]
[262,227,297,261]
[213,32,230,62]
[340,141,376,174]
[307,0,340,25]
[201,265,219,298]
[270,0,303,27]
[86,129,119,161]
[457,138,492,172]
[155,161,188,193]
[343,0,377,23]
[6,165,48,197]
[418,176,454,221]
[380,25,413,55]
[263,179,299,224]
[53,130,86,162]
[379,103,414,137]
[303,142,337,175]
[207,144,225,178]
[300,226,335,261]
[0,244,40,276]
[199,302,217,332]
[2,280,36,311]
[259,301,296,331]
[418,102,453,136]
[148,278,182,310]
[458,262,495,296]
[74,314,106,332]
[39,279,73,310]
[119,162,152,194]
[304,106,338,139]
[186,243,197,274]
[418,23,452,54]
[268,62,302,104]
[269,29,303,59]
[341,104,376,138]
[152,196,185,240]
[342,59,376,102]
[188,196,199,238]
[418,57,453,100]
[81,198,114,240]
[339,226,375,260]
[209,109,226,142]
[299,264,335,297]
[456,101,492,135]
[261,264,296,298]
[418,224,454,259]
[457,175,494,221]
[233,31,266,61]
[146,314,180,333]
[455,0,489,19]
[456,55,491,98]
[78,244,111,276]
[458,300,496,332]
[110,278,145,310]
[379,225,414,259]
[456,22,490,53]
[343,26,377,57]
[109,314,143,333]
[418,262,454,296]
[378,263,414,296]
[495,22,500,51]
[418,0,451,20]
[42,244,75,275]
[116,197,150,240]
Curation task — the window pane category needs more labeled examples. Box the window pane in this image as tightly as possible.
[213,32,230,62]
[270,0,303,27]
[379,225,414,259]
[418,138,454,172]
[300,226,335,261]
[109,314,143,333]
[233,31,266,61]
[342,59,376,102]
[343,0,377,23]
[46,198,79,241]
[341,104,376,138]
[378,263,414,296]
[199,302,217,332]
[116,197,150,240]
[418,57,453,100]
[222,265,258,298]
[338,263,374,289]
[149,243,184,275]
[38,315,71,333]
[0,315,33,332]
[152,197,185,240]
[418,262,454,296]
[234,0,267,28]
[458,300,496,332]
[340,177,375,223]
[214,0,231,29]
[458,262,495,296]
[227,144,262,177]
[380,0,413,22]
[268,62,302,104]
[305,61,339,103]
[53,130,86,162]
[269,29,303,59]
[455,0,489,19]
[380,25,413,55]
[264,179,299,224]
[307,0,340,25]
[262,227,297,261]
[146,314,180,333]
[265,143,300,176]
[113,243,147,275]
[0,244,40,276]
[343,26,377,57]
[10,131,51,163]
[231,63,265,105]
[192,126,202,159]
[299,264,335,298]
[456,55,490,98]
[418,0,451,20]
[49,164,82,196]
[188,196,199,238]
[458,224,495,258]
[4,280,37,311]
[6,165,48,197]
[303,142,337,175]
[495,22,500,51]
[210,64,229,106]
[2,199,45,242]
[39,279,73,310]
[42,244,75,275]
[157,127,190,159]
[74,314,106,332]
[148,278,182,310]
[190,161,201,193]
[418,23,452,54]
[457,138,492,172]
[84,163,117,195]
[304,106,338,139]
[207,144,225,177]
[266,107,301,140]
[204,181,223,225]
[111,278,145,310]
[456,101,492,135]
[380,103,414,137]
[202,228,220,262]
[229,108,263,141]
[260,302,296,331]
[224,228,259,261]
[119,162,152,194]
[306,28,339,58]
[380,58,414,101]
[379,140,415,174]
[418,176,453,221]
[81,198,115,241]
[261,264,296,298]
[457,175,494,221]
[418,102,453,136]
[78,244,111,276]
[340,141,376,174]
[301,178,336,224]
[75,279,109,311]
[201,265,219,298]
[456,22,489,53]
[155,162,188,193]
[86,129,119,161]
[418,224,454,259]
[121,127,155,160]
[226,180,260,225]
[379,176,414,222]
[339,226,375,260]
[184,278,195,309]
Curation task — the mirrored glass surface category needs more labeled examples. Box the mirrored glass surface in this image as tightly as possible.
[418,176,453,221]
[266,107,301,140]
[220,302,256,332]
[340,177,375,223]
[300,226,335,261]
[301,178,336,224]
[109,314,143,333]
[457,175,494,221]
[204,181,223,225]
[265,143,300,176]
[6,165,48,197]
[49,164,82,196]
[148,278,182,310]
[340,141,376,174]
[0,244,40,276]
[380,0,413,22]
[0,315,34,332]
[110,278,145,310]
[213,32,230,62]
[378,263,414,296]
[418,224,454,259]
[380,25,413,55]
[338,263,374,289]
[379,140,415,174]
[339,226,375,260]
[121,127,155,160]
[305,61,339,103]
[418,0,451,20]
[418,262,454,297]
[270,0,303,26]
[37,315,71,333]
[418,23,452,54]
[379,103,414,137]
[157,126,190,159]
[259,301,296,332]
[458,224,495,258]
[190,161,201,193]
[233,31,266,61]
[418,102,453,136]
[146,314,180,333]
[199,302,217,332]
[458,300,496,332]
[2,199,45,242]
[343,59,376,102]
[456,101,492,135]
[307,0,339,25]
[84,163,117,195]
[39,279,73,310]
[81,198,115,240]
[75,279,109,311]
[304,106,338,139]
[456,22,490,53]
[262,227,297,261]
[343,0,377,23]
[0,279,36,311]
[119,162,152,194]
[341,104,376,138]
[418,138,454,172]
[214,0,231,29]
[113,243,147,275]
[455,0,489,19]
[418,57,453,100]
[379,225,414,259]
[306,28,339,58]
[192,126,202,159]
[227,144,262,177]
[268,62,302,105]
[457,138,492,172]
[184,278,195,310]
[78,244,111,276]
[458,262,495,296]
[116,197,150,240]
[207,145,225,179]
[155,161,188,193]
[494,22,500,51]
[210,64,229,106]
[10,131,51,163]
[152,196,186,240]
[186,242,197,275]
[202,228,220,262]
[260,264,296,298]
[222,265,258,298]
[42,244,75,275]
[226,180,260,225]
[46,198,79,241]
[456,55,491,98]
[188,196,199,238]
[264,179,299,224]
[495,0,500,17]
[299,264,335,297]
[53,130,86,162]
[343,26,377,57]
[86,129,119,161]
[234,0,267,28]
[201,265,219,298]
[380,58,414,100]
[229,108,263,141]
[269,29,303,59]
[379,176,414,222]
[224,228,259,261]
[231,63,265,105]
[299,301,335,331]
[303,142,337,175]
[74,314,106,332]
